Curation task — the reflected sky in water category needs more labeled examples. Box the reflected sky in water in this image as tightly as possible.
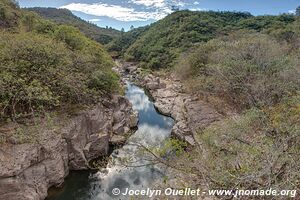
[125,83,174,129]
[47,82,174,200]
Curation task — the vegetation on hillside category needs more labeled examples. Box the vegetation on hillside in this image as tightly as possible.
[27,7,121,45]
[167,19,299,199]
[0,0,20,29]
[110,10,296,69]
[126,11,253,68]
[107,26,150,58]
[177,32,300,110]
[0,1,119,121]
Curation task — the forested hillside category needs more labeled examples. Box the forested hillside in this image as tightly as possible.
[107,25,150,58]
[111,10,296,69]
[27,7,121,45]
[0,0,119,122]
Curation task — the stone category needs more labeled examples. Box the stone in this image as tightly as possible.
[129,111,139,128]
[186,100,222,134]
[146,82,160,90]
[110,135,127,145]
[84,133,110,160]
[0,95,138,200]
[123,62,223,147]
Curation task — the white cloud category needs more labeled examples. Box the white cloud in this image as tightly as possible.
[194,1,200,5]
[288,10,296,14]
[130,0,166,8]
[189,7,205,11]
[60,3,170,21]
[130,0,186,9]
[89,18,102,22]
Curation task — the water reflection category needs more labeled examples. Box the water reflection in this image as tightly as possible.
[95,82,174,199]
[126,83,173,129]
[47,82,174,200]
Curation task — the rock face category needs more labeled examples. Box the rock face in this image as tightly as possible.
[115,61,222,146]
[0,95,138,200]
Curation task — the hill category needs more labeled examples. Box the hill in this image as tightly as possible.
[26,7,121,45]
[107,25,150,58]
[113,10,295,69]
[0,1,119,121]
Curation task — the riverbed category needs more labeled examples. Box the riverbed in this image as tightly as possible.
[46,82,174,200]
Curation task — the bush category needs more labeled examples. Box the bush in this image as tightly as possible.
[33,19,56,35]
[0,32,118,120]
[0,0,20,29]
[88,70,120,94]
[195,96,300,192]
[177,33,300,110]
[0,33,69,118]
[54,25,88,50]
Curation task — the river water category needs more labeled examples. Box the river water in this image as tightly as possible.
[47,82,174,200]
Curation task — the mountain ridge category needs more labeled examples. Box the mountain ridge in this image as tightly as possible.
[26,7,121,45]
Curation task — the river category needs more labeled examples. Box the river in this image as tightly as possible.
[47,82,175,200]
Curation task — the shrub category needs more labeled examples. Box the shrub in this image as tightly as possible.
[0,0,20,29]
[0,32,118,120]
[195,96,300,191]
[33,19,56,35]
[88,70,120,94]
[0,33,69,118]
[54,25,88,50]
[177,33,300,110]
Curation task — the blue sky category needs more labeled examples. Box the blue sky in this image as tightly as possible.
[18,0,300,31]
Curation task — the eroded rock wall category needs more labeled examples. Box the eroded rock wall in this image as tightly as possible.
[0,95,138,200]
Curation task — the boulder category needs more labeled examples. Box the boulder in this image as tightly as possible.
[110,135,127,145]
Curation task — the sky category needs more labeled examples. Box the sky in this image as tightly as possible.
[18,0,300,31]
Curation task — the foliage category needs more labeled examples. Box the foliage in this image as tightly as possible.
[177,33,300,110]
[0,0,20,29]
[123,10,253,69]
[195,98,300,192]
[0,1,119,121]
[0,32,117,120]
[110,10,296,69]
[107,26,149,58]
[26,7,121,45]
[88,70,120,94]
[144,97,300,198]
[54,25,88,50]
[237,14,295,32]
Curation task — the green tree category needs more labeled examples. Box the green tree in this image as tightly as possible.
[22,12,37,31]
[54,25,87,50]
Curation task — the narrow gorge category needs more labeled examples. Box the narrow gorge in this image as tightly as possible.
[0,94,138,200]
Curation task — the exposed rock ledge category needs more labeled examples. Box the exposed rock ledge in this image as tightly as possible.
[0,95,138,200]
[115,62,222,146]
